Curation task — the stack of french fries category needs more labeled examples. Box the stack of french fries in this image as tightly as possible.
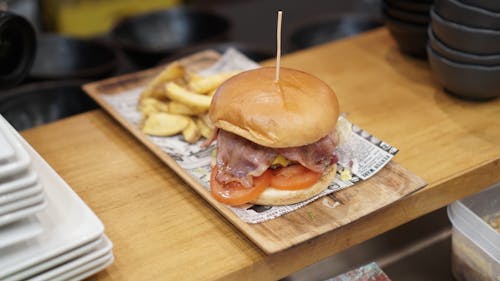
[138,62,239,143]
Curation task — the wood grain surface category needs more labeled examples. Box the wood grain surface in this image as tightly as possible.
[83,50,426,254]
[20,28,500,281]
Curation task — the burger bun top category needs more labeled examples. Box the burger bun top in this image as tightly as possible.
[209,67,339,148]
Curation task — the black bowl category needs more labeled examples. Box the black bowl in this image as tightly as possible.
[163,42,274,63]
[427,45,500,100]
[110,7,230,68]
[428,27,500,65]
[0,80,98,130]
[384,0,433,13]
[384,14,428,58]
[459,0,500,13]
[431,8,500,54]
[29,34,117,80]
[383,3,430,25]
[289,15,382,51]
[435,0,500,30]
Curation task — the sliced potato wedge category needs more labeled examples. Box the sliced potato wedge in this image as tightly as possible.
[168,101,205,115]
[141,113,190,136]
[138,98,169,116]
[196,117,214,139]
[182,118,201,143]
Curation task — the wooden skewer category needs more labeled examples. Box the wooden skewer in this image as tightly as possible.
[275,10,283,82]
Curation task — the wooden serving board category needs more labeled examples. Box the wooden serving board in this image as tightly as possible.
[83,50,427,254]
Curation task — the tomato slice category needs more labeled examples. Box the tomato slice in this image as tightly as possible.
[270,165,321,190]
[210,167,272,206]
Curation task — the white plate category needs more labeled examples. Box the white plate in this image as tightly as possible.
[0,191,45,215]
[56,254,114,281]
[30,236,112,281]
[0,117,104,278]
[0,183,43,205]
[0,120,31,180]
[0,216,43,249]
[4,237,103,281]
[0,200,47,227]
[0,131,15,164]
[0,169,38,195]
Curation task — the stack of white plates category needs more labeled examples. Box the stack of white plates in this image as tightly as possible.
[0,121,45,230]
[0,116,113,281]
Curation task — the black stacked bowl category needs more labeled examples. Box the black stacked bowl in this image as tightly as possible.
[383,0,433,58]
[428,29,500,65]
[427,0,500,100]
[434,0,500,29]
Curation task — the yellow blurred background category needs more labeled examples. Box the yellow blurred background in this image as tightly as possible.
[42,0,181,37]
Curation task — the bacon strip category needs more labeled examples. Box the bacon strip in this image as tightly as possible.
[277,130,339,173]
[215,129,338,188]
[215,130,277,187]
[201,128,219,148]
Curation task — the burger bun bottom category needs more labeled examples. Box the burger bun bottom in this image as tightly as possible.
[251,164,337,206]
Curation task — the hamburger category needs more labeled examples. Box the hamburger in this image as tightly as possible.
[208,66,340,206]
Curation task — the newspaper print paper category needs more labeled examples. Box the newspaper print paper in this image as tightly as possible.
[101,49,398,223]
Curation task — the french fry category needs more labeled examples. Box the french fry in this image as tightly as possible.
[139,62,184,101]
[138,60,237,142]
[188,71,240,94]
[138,97,158,110]
[139,104,158,117]
[207,88,217,97]
[187,72,203,85]
[182,118,201,143]
[138,98,169,116]
[165,82,212,110]
[168,101,204,115]
[141,113,190,136]
[196,117,214,139]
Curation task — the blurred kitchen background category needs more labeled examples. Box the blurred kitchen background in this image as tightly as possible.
[0,0,383,131]
[8,0,381,48]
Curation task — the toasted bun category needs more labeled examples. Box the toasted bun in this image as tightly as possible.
[209,67,339,148]
[251,164,337,206]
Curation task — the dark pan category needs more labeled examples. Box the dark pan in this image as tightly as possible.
[29,34,117,80]
[289,14,382,51]
[0,80,98,130]
[110,7,230,68]
[162,42,274,64]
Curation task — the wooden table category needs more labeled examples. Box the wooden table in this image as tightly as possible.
[21,28,500,280]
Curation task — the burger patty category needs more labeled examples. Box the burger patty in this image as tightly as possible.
[215,129,339,188]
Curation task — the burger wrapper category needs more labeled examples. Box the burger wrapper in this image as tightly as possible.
[102,49,398,223]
